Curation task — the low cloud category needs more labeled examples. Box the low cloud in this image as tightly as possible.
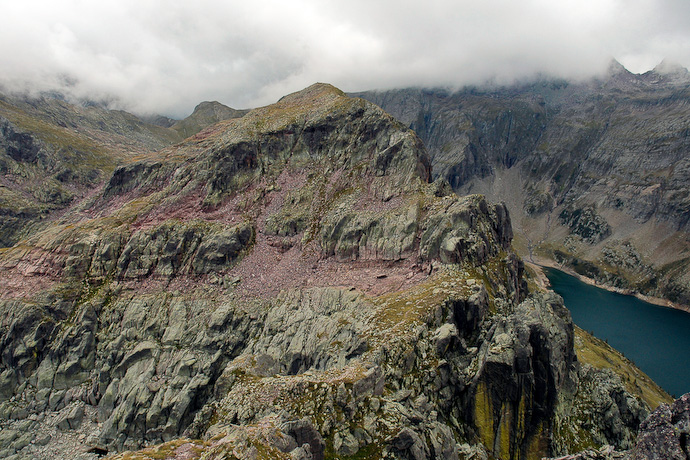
[1,0,688,117]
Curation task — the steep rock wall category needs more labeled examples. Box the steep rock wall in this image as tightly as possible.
[0,84,658,460]
[355,70,690,306]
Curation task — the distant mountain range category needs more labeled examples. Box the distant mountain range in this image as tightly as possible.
[0,93,245,247]
[355,60,690,307]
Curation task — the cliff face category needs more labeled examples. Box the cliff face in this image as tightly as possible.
[0,112,114,247]
[545,393,690,460]
[0,93,243,248]
[354,64,690,306]
[0,84,667,460]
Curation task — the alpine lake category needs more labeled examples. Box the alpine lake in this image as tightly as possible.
[544,267,690,398]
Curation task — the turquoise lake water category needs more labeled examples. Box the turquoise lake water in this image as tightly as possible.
[544,267,690,398]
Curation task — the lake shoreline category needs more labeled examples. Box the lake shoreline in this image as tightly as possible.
[542,261,690,398]
[524,256,690,315]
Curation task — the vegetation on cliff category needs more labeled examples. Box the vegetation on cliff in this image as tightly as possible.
[355,63,690,307]
[0,83,677,460]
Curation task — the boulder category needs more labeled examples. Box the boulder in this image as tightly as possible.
[56,403,85,430]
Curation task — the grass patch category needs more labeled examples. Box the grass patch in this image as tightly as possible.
[574,326,672,409]
[110,439,208,460]
[368,267,474,344]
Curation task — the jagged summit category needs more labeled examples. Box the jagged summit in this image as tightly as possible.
[606,58,689,80]
[606,58,632,76]
[603,58,642,88]
[642,59,690,85]
[652,58,689,75]
[601,58,690,88]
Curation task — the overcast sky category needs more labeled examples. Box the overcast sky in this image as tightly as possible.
[1,0,689,118]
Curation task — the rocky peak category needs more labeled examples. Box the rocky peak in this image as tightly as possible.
[0,83,669,460]
[101,82,432,209]
[603,59,641,88]
[644,59,690,85]
[191,100,235,115]
[606,58,631,77]
[652,59,689,76]
[629,393,690,459]
[171,100,248,138]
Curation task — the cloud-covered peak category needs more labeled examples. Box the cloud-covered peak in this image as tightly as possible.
[1,0,689,117]
[652,59,689,75]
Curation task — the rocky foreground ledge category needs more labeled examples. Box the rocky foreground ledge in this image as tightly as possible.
[548,393,690,460]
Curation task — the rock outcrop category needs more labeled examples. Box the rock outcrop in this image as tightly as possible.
[171,101,248,139]
[354,62,690,307]
[545,392,690,459]
[0,83,668,460]
[628,393,690,460]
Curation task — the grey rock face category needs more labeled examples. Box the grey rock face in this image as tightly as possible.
[319,201,420,261]
[0,83,663,460]
[0,290,260,452]
[0,117,41,163]
[389,427,429,459]
[419,195,513,264]
[56,403,84,430]
[282,418,326,460]
[102,161,164,199]
[472,291,578,459]
[552,365,650,456]
[115,220,254,279]
[355,73,690,305]
[547,392,690,460]
[628,393,690,460]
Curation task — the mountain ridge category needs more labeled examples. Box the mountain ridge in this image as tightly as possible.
[354,64,690,308]
[0,92,247,249]
[0,82,681,460]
